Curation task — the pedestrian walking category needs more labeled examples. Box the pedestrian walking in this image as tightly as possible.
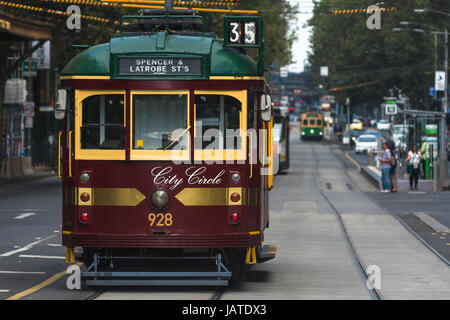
[406,144,422,190]
[379,142,392,193]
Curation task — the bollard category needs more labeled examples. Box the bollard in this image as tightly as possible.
[21,156,35,176]
[368,149,373,166]
[10,157,23,178]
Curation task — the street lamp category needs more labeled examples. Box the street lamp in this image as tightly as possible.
[414,8,450,17]
[413,8,449,189]
[414,8,449,116]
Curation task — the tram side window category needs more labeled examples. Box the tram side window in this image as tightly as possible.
[303,119,308,126]
[317,119,322,126]
[133,94,188,150]
[195,95,242,150]
[81,95,125,149]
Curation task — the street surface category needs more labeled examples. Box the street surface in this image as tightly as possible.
[0,126,448,300]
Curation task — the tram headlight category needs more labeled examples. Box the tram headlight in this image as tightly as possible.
[151,190,169,209]
[231,173,241,184]
[80,173,90,184]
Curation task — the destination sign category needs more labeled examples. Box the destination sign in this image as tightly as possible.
[119,58,201,76]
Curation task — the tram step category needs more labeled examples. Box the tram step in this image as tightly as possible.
[258,244,277,263]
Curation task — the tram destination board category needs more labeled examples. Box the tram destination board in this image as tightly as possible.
[119,57,202,76]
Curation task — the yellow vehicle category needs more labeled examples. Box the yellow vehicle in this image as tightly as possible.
[349,119,363,131]
[300,112,324,139]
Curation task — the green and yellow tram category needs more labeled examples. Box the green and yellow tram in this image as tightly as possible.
[300,111,324,140]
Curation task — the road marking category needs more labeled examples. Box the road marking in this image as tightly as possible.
[0,235,57,257]
[0,289,10,293]
[345,152,361,171]
[47,243,62,247]
[0,271,46,274]
[412,212,449,233]
[6,262,83,300]
[18,255,65,260]
[14,212,36,220]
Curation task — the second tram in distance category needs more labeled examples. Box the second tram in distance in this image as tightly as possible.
[300,111,324,140]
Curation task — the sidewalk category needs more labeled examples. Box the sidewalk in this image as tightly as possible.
[342,149,449,263]
[346,151,449,192]
[0,166,57,186]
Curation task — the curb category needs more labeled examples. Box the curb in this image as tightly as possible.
[344,151,380,189]
[0,171,56,187]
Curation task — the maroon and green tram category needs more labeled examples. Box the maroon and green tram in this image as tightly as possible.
[57,10,276,285]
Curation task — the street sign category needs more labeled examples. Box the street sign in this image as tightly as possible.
[320,66,328,77]
[23,102,35,117]
[385,99,397,115]
[39,106,54,112]
[429,87,435,96]
[435,71,445,91]
[22,59,37,77]
[280,67,288,78]
[425,124,438,136]
[32,41,51,69]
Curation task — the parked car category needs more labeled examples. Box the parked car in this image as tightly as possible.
[355,135,378,154]
[350,129,363,147]
[376,120,391,130]
[349,119,363,131]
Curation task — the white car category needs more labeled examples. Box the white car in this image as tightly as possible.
[355,135,378,154]
[376,120,391,130]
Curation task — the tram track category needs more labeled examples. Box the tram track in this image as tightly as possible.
[311,146,384,300]
[334,147,450,266]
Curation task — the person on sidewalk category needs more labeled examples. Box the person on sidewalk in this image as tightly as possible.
[387,140,397,192]
[406,144,422,190]
[379,142,392,193]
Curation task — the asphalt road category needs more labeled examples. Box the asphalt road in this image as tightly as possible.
[0,128,448,300]
[0,176,97,300]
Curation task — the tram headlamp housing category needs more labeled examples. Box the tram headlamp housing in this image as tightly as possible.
[80,173,90,184]
[231,173,241,184]
[151,190,169,209]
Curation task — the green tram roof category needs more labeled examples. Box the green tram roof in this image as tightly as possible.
[61,33,260,79]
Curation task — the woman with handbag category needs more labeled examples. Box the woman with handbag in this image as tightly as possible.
[406,144,422,190]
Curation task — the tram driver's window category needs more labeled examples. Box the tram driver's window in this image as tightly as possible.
[81,95,125,149]
[133,94,187,150]
[195,95,242,149]
[309,119,316,126]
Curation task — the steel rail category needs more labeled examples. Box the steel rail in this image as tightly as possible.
[336,147,450,266]
[311,146,384,300]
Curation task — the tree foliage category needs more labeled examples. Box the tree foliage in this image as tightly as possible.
[307,0,449,109]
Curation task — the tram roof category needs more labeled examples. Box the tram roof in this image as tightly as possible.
[61,32,260,80]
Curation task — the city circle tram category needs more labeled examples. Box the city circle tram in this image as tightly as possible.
[300,111,324,140]
[56,8,277,286]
